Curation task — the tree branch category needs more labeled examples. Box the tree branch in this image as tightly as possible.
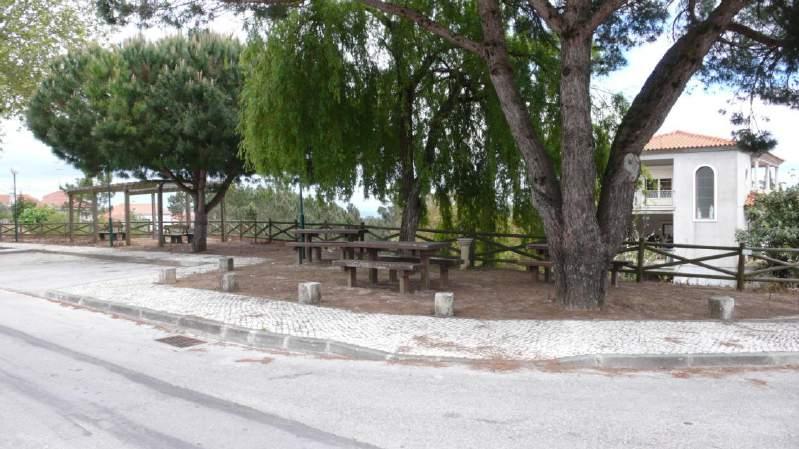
[527,0,564,33]
[206,171,238,211]
[586,0,629,33]
[159,168,195,195]
[597,0,749,250]
[728,21,783,48]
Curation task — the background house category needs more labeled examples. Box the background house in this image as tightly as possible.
[40,191,69,209]
[633,130,784,284]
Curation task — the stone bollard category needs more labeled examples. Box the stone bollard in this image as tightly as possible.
[219,257,234,272]
[158,268,177,284]
[221,272,238,292]
[456,238,474,270]
[709,296,735,321]
[298,282,322,305]
[434,292,455,317]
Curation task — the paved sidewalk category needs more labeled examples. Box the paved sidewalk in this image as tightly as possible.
[4,242,799,361]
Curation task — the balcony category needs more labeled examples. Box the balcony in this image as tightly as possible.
[633,189,674,212]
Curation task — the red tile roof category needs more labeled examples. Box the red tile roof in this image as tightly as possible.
[645,131,736,152]
[41,191,69,207]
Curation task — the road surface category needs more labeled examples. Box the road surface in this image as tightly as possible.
[0,250,797,448]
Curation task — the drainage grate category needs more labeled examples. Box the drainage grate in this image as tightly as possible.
[155,335,206,348]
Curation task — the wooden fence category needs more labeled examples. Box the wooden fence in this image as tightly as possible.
[615,239,799,288]
[2,220,797,287]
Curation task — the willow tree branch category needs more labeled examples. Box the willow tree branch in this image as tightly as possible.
[222,0,488,57]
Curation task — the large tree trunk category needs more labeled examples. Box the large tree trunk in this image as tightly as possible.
[478,0,607,308]
[192,173,208,253]
[399,177,422,242]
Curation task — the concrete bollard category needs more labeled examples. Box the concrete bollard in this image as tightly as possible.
[709,296,735,321]
[298,282,322,305]
[434,292,455,317]
[221,272,238,292]
[457,238,474,270]
[219,257,234,272]
[158,268,177,284]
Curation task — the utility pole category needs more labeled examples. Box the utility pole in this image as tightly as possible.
[10,169,18,242]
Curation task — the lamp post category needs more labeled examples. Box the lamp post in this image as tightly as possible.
[10,169,18,242]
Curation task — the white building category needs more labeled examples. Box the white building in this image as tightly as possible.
[633,130,784,285]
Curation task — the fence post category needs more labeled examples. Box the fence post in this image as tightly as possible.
[268,219,273,243]
[359,221,366,241]
[636,238,645,283]
[736,242,746,291]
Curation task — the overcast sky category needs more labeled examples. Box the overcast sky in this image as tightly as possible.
[1,14,797,216]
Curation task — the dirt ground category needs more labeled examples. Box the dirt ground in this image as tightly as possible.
[138,238,798,321]
[16,236,799,320]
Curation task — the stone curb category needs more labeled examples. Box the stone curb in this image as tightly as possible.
[43,290,799,370]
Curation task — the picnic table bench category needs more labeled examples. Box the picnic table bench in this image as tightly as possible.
[340,240,452,292]
[332,259,421,294]
[98,230,127,243]
[164,225,193,244]
[377,253,458,287]
[286,240,353,264]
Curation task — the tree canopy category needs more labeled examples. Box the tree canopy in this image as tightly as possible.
[0,0,96,121]
[89,0,799,308]
[239,1,559,240]
[26,32,249,252]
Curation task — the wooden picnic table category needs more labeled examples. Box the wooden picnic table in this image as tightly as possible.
[295,228,365,263]
[340,240,451,290]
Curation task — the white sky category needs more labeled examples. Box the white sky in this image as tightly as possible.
[1,14,797,216]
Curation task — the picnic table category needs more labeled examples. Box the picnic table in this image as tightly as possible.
[337,240,452,291]
[164,225,194,244]
[293,228,365,263]
[98,229,127,244]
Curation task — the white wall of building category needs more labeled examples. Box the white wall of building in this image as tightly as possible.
[642,149,751,285]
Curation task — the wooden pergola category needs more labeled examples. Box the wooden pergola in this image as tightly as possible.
[62,180,225,247]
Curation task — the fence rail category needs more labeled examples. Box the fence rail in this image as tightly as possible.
[615,239,799,288]
[1,220,797,287]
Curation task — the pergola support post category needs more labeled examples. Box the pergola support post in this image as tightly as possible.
[157,184,165,247]
[91,193,98,244]
[124,189,131,246]
[151,193,157,239]
[220,198,227,242]
[67,194,74,243]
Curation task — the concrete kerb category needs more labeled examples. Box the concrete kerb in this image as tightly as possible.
[41,289,799,370]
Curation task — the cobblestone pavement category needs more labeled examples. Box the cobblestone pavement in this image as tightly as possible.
[5,242,799,360]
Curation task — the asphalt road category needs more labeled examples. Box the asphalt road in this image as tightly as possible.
[0,250,798,448]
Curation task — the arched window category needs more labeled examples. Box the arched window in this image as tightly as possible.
[695,166,715,220]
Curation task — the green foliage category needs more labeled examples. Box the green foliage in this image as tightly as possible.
[27,32,246,182]
[18,204,65,224]
[0,203,9,221]
[239,1,557,237]
[208,180,362,224]
[0,0,94,120]
[737,186,799,249]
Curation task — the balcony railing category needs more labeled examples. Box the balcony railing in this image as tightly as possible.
[634,190,674,209]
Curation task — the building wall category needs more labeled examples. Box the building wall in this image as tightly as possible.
[668,149,744,284]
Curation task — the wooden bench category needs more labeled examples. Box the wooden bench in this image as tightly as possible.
[377,254,458,287]
[332,259,421,294]
[98,231,126,242]
[520,259,553,282]
[286,241,353,263]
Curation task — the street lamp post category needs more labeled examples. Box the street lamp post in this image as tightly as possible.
[10,169,18,242]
